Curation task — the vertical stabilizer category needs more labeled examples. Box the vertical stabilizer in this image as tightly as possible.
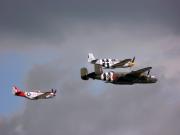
[12,86,21,95]
[88,53,96,63]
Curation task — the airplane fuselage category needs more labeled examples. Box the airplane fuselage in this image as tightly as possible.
[92,59,133,68]
[25,92,55,100]
[13,86,56,100]
[15,91,55,100]
[87,71,157,84]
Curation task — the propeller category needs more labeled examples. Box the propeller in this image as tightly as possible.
[52,89,55,93]
[129,56,135,69]
[51,89,57,94]
[147,70,150,76]
[132,56,135,63]
[54,89,57,94]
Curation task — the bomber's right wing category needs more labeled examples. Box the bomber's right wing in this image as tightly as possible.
[111,59,132,68]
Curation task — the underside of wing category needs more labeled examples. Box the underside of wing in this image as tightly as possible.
[34,92,51,99]
[112,59,131,68]
[115,67,152,83]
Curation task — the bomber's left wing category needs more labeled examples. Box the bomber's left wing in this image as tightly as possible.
[126,67,152,77]
[111,59,132,68]
[115,67,152,83]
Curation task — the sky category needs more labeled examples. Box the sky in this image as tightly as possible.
[0,0,180,135]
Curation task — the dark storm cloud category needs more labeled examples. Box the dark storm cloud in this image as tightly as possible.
[0,0,180,39]
[0,0,179,52]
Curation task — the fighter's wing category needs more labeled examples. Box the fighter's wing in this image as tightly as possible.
[111,59,132,68]
[126,67,152,77]
[34,92,51,99]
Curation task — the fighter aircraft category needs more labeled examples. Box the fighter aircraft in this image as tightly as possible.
[80,65,157,84]
[88,53,135,69]
[12,86,57,100]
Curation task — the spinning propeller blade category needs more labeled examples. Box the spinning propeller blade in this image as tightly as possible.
[51,89,57,94]
[51,89,54,93]
[54,89,57,94]
[132,56,135,63]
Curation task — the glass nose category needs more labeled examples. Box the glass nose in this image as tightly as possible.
[152,78,158,82]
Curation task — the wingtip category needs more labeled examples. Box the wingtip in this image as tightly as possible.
[144,66,152,69]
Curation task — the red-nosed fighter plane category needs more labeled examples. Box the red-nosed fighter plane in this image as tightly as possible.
[12,86,56,100]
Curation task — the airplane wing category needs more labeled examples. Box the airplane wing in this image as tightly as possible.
[112,59,131,68]
[34,92,51,99]
[114,67,152,83]
[126,67,152,77]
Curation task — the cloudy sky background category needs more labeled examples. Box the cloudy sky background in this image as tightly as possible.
[0,0,180,135]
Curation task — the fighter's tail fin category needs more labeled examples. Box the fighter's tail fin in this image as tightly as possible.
[12,86,21,95]
[88,53,96,63]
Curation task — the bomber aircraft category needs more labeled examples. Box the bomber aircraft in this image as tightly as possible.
[12,86,57,100]
[88,53,135,69]
[81,65,157,85]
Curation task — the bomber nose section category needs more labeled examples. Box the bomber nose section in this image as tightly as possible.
[153,78,158,83]
[151,76,158,83]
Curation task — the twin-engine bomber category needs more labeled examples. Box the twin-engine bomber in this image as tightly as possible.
[81,65,157,85]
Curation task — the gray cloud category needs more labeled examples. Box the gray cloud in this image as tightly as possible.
[1,60,180,135]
